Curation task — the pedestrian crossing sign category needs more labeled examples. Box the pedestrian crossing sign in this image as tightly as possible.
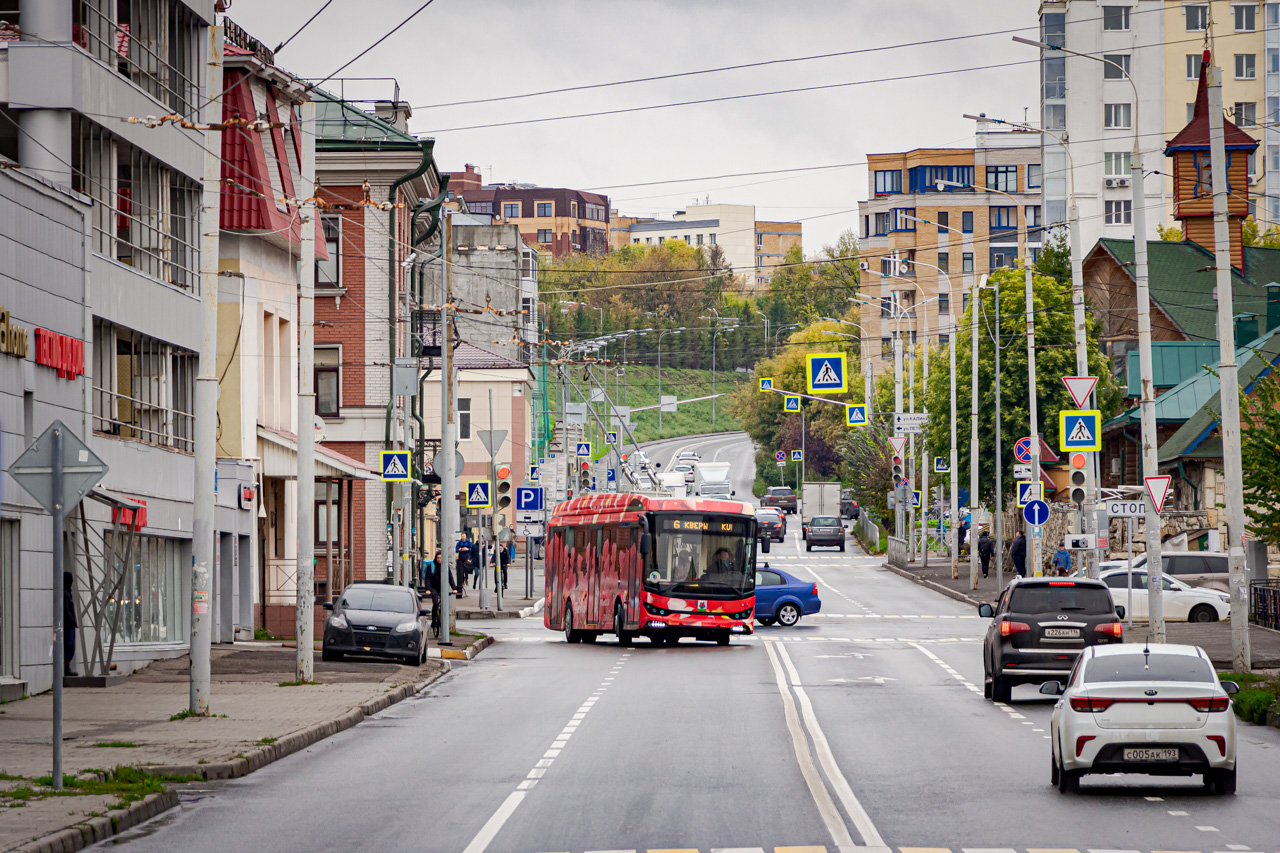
[528,465,539,482]
[606,432,618,446]
[806,352,847,394]
[464,479,491,508]
[380,450,411,482]
[791,449,803,462]
[933,456,949,473]
[576,442,592,457]
[1016,481,1043,507]
[911,489,921,509]
[759,377,773,392]
[783,395,801,412]
[1058,409,1102,452]
[845,404,867,427]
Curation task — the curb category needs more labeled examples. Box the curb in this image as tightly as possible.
[8,665,452,853]
[427,634,493,661]
[881,561,984,608]
[519,597,545,619]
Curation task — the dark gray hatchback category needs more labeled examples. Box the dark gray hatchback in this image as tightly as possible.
[803,516,846,551]
[322,583,430,665]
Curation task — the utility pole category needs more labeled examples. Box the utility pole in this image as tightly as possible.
[438,212,455,645]
[190,25,223,714]
[920,305,930,567]
[993,276,1003,579]
[893,320,904,540]
[296,99,317,683]
[1024,257,1041,576]
[970,276,984,590]
[1207,63,1251,668]
[950,298,959,580]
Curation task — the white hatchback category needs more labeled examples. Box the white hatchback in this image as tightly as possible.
[1044,644,1238,794]
[1098,568,1231,622]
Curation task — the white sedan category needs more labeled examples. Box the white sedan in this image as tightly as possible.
[1098,568,1230,622]
[1043,644,1238,794]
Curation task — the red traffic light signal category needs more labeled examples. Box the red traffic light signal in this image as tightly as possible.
[581,461,590,470]
[1069,452,1087,470]
[496,464,511,479]
[892,454,904,466]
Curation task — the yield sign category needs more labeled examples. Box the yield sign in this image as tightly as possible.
[1063,376,1099,409]
[889,436,908,457]
[1145,475,1173,513]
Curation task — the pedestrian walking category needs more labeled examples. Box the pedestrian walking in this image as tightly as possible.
[1011,531,1028,578]
[456,532,474,592]
[63,571,78,677]
[499,542,511,590]
[1052,542,1072,576]
[977,529,993,578]
[958,513,969,551]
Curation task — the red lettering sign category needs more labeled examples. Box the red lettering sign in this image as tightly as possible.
[112,499,148,531]
[34,328,85,380]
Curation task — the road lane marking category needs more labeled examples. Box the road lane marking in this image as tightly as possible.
[773,642,886,849]
[762,639,858,852]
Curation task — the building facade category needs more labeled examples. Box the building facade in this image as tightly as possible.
[857,122,1041,374]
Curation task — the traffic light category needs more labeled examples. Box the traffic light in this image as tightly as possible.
[579,461,592,492]
[495,464,513,512]
[891,452,905,488]
[1069,451,1088,505]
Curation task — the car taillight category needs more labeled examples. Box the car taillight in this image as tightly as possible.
[812,584,818,596]
[999,620,1031,637]
[1094,622,1123,638]
[1189,696,1230,713]
[1075,735,1096,757]
[1070,696,1114,713]
[1206,735,1227,756]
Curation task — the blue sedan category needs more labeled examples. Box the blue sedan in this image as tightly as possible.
[754,565,822,627]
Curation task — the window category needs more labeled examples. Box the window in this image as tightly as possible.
[468,201,493,216]
[1271,3,1280,26]
[1237,3,1257,31]
[658,236,665,244]
[1186,4,1208,30]
[633,238,640,244]
[315,482,340,545]
[709,233,716,244]
[1236,53,1257,80]
[1104,103,1132,128]
[756,256,764,269]
[1102,54,1131,79]
[1044,55,1066,99]
[862,216,870,239]
[989,206,1017,235]
[584,202,606,221]
[537,229,553,243]
[937,211,950,232]
[1044,103,1066,130]
[986,165,1017,193]
[1187,54,1200,79]
[696,233,704,246]
[1187,102,1196,124]
[645,237,652,245]
[881,295,894,318]
[315,347,340,417]
[503,202,521,219]
[963,291,971,313]
[1270,48,1280,74]
[317,215,341,287]
[685,234,692,244]
[1105,199,1133,224]
[1102,5,1130,29]
[891,208,916,231]
[1025,205,1042,240]
[570,201,578,217]
[756,233,764,247]
[92,319,196,452]
[1271,145,1280,174]
[458,398,471,440]
[874,212,891,235]
[874,170,902,194]
[1104,152,1132,176]
[1027,164,1042,188]
[939,333,950,346]
[102,533,184,643]
[1235,101,1257,127]
[961,211,974,233]
[881,338,893,359]
[939,293,950,315]
[990,247,1018,269]
[536,202,553,217]
[937,251,949,274]
[571,230,579,245]
[962,252,974,274]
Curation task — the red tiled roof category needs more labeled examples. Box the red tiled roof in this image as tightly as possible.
[1166,51,1258,152]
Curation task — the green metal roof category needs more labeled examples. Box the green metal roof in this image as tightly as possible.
[1103,356,1228,432]
[312,88,421,151]
[1125,342,1221,395]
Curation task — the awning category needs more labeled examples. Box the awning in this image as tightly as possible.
[257,426,377,481]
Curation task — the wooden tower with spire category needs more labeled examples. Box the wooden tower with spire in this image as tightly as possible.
[1164,50,1258,271]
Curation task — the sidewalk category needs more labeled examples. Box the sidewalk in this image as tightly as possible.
[452,555,546,620]
[0,644,456,853]
[882,555,1280,669]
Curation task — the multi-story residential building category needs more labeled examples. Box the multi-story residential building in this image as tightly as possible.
[857,121,1042,374]
[608,204,802,287]
[1038,1,1280,243]
[444,164,609,257]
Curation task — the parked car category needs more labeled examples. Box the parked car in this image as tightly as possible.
[754,565,821,627]
[979,577,1125,703]
[1099,567,1230,622]
[803,516,846,551]
[760,486,797,514]
[1043,643,1238,794]
[840,489,860,519]
[1127,551,1231,592]
[755,507,787,541]
[322,582,430,665]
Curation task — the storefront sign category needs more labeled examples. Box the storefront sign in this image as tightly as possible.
[112,499,148,531]
[239,484,256,510]
[34,328,85,380]
[0,305,29,358]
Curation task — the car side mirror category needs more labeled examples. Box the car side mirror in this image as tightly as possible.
[1115,605,1126,619]
[419,608,431,617]
[761,537,771,554]
[322,602,334,611]
[639,532,652,555]
[731,490,736,496]
[1039,681,1063,696]
[1221,679,1241,696]
[978,602,994,618]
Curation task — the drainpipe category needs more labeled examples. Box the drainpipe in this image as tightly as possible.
[1176,460,1200,511]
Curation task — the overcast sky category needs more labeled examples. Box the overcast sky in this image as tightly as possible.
[232,0,1038,251]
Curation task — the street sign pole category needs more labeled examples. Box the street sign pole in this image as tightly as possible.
[50,427,64,790]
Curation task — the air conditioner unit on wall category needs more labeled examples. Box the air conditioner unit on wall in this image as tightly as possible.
[1105,177,1131,188]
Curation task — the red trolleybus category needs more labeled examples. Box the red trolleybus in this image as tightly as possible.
[544,492,759,646]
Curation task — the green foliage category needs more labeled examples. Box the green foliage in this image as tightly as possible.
[1242,369,1280,549]
[1157,222,1183,241]
[1243,215,1280,248]
[922,265,1123,504]
[1035,227,1071,285]
[1233,687,1277,724]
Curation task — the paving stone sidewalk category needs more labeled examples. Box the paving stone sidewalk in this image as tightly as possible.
[0,645,453,852]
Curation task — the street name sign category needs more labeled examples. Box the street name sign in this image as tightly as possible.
[806,352,847,394]
[1145,475,1173,513]
[846,404,867,427]
[1058,410,1102,452]
[1014,436,1034,464]
[759,378,773,392]
[380,450,411,482]
[893,412,928,434]
[464,480,491,508]
[783,395,801,412]
[1062,375,1099,409]
[1023,499,1050,526]
[1106,499,1144,518]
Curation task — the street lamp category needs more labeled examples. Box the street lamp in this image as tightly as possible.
[755,309,770,356]
[657,327,686,435]
[614,328,653,407]
[701,314,739,426]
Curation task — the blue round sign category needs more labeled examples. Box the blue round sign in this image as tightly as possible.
[1022,499,1050,526]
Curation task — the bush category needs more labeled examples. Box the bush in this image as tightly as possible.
[1233,688,1277,724]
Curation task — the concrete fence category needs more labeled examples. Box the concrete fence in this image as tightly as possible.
[858,513,880,552]
[887,536,909,569]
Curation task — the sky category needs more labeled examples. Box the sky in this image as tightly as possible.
[232,0,1039,252]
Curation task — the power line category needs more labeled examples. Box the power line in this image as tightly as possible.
[273,0,335,54]
[305,0,438,93]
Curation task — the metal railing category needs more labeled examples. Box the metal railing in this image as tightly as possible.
[1251,579,1280,630]
[76,0,202,115]
[93,385,194,452]
[887,536,909,569]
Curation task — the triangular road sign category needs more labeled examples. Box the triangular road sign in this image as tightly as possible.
[1062,376,1098,409]
[889,436,908,457]
[1145,475,1173,513]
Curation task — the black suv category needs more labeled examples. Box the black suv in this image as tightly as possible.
[979,577,1124,703]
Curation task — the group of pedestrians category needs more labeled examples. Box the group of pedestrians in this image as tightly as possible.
[415,531,517,602]
[974,528,1074,578]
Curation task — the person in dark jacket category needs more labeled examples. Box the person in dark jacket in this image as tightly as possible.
[1011,531,1028,577]
[977,530,994,578]
[63,572,78,677]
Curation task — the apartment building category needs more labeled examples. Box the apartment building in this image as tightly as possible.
[857,122,1042,374]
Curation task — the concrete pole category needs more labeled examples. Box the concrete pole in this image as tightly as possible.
[950,297,959,580]
[51,427,64,789]
[908,320,916,562]
[296,99,317,683]
[189,26,223,715]
[489,387,502,612]
[1025,257,1041,575]
[993,276,1003,580]
[920,312,930,567]
[970,276,984,590]
[1206,65,1251,668]
[893,319,904,539]
[438,213,455,645]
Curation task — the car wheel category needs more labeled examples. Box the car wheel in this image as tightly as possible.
[1206,767,1237,795]
[716,631,731,646]
[615,603,633,647]
[1189,604,1217,623]
[564,603,579,643]
[321,648,343,662]
[991,675,1012,703]
[756,617,776,626]
[806,543,813,552]
[1057,760,1079,794]
[777,603,802,627]
[839,543,845,552]
[983,668,993,699]
[1050,751,1060,786]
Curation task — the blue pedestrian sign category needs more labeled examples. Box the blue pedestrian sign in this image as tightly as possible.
[1023,499,1050,526]
[845,404,867,427]
[1058,409,1102,452]
[933,456,949,474]
[576,441,592,458]
[911,490,921,509]
[1016,481,1043,507]
[515,487,544,512]
[464,479,492,508]
[759,377,773,392]
[783,395,801,412]
[806,352,847,394]
[791,450,803,461]
[775,450,786,463]
[380,450,411,482]
[528,465,539,483]
[606,432,618,445]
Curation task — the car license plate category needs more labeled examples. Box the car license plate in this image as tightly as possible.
[1043,627,1080,638]
[1123,747,1178,761]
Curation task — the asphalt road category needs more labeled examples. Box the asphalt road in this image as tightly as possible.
[99,433,1280,853]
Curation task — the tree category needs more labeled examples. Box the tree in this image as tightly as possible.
[921,265,1123,504]
[836,418,895,523]
[1242,370,1280,547]
[1243,215,1280,248]
[1035,227,1070,285]
[1157,223,1183,241]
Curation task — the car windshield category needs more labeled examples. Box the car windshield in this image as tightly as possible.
[756,509,780,520]
[339,588,417,614]
[1085,654,1214,684]
[768,488,793,496]
[812,516,840,526]
[646,514,756,598]
[1008,584,1114,614]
